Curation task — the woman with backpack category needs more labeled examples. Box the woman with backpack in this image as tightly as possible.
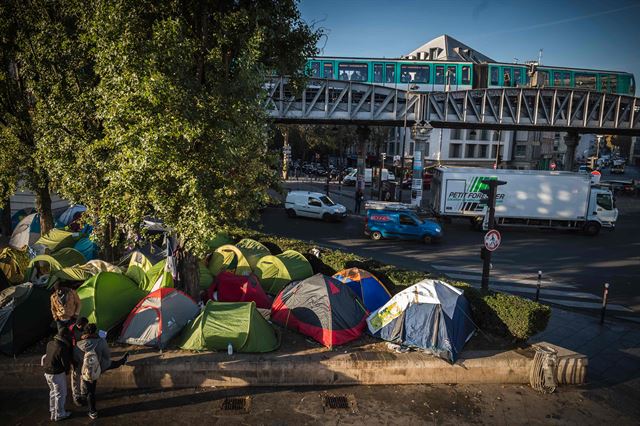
[73,323,111,419]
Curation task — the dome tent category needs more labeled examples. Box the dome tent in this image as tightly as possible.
[180,301,279,353]
[25,248,86,287]
[73,238,99,261]
[55,204,86,228]
[0,247,30,285]
[367,279,475,362]
[123,244,165,288]
[333,268,391,312]
[208,272,272,309]
[78,272,146,331]
[119,288,199,348]
[271,274,368,348]
[140,258,174,293]
[0,283,52,355]
[9,213,40,249]
[48,260,122,288]
[36,228,81,253]
[208,238,270,276]
[255,250,313,295]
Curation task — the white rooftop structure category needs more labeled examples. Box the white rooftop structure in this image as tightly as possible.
[404,34,494,64]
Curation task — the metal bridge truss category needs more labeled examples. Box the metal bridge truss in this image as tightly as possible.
[264,77,640,135]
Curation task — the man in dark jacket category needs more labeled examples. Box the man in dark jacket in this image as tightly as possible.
[43,328,73,421]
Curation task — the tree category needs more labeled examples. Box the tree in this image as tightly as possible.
[36,0,319,295]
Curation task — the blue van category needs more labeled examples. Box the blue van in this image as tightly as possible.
[365,209,443,243]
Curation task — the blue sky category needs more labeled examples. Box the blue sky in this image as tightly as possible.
[299,0,640,94]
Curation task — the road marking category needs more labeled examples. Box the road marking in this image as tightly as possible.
[539,298,633,313]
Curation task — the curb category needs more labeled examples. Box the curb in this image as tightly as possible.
[0,341,586,389]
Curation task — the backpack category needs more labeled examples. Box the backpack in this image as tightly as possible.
[81,349,101,381]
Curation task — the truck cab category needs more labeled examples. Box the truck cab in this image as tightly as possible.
[365,208,443,243]
[585,188,617,235]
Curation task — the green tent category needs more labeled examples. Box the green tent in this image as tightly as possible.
[25,248,86,285]
[0,283,52,355]
[208,239,270,276]
[255,250,314,295]
[180,301,278,353]
[0,247,30,285]
[206,232,233,250]
[124,245,164,288]
[78,272,146,331]
[140,258,173,293]
[48,260,122,288]
[199,264,214,289]
[36,228,81,252]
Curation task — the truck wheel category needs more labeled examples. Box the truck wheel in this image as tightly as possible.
[371,231,382,240]
[584,222,601,236]
[286,209,296,218]
[322,213,331,222]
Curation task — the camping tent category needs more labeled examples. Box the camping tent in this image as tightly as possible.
[271,274,368,348]
[199,264,214,289]
[208,239,270,276]
[366,279,475,362]
[333,268,391,312]
[208,272,272,309]
[11,208,36,230]
[73,238,98,261]
[0,247,30,285]
[255,250,313,295]
[124,244,164,287]
[206,232,233,250]
[0,283,52,355]
[36,228,81,253]
[48,260,122,287]
[25,248,86,286]
[77,272,146,331]
[9,213,41,249]
[55,205,86,228]
[180,301,278,353]
[119,288,199,348]
[140,258,174,293]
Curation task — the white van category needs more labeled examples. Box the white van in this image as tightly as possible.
[284,191,347,221]
[342,168,395,186]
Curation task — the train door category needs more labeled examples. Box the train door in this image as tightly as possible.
[373,63,384,84]
[323,62,334,79]
[501,67,513,88]
[306,60,321,78]
[385,63,397,87]
[446,65,458,91]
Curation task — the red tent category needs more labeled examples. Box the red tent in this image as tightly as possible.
[208,272,272,309]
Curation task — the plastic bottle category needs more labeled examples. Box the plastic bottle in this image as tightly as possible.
[227,343,233,355]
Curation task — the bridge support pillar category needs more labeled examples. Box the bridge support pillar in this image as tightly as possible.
[411,125,432,207]
[356,126,370,196]
[563,132,579,171]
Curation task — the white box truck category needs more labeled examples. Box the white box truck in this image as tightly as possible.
[429,167,618,235]
[342,168,395,186]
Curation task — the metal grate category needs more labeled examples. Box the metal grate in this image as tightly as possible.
[221,397,247,411]
[324,395,349,409]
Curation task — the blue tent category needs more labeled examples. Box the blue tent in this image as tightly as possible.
[55,205,86,228]
[74,238,99,261]
[333,268,391,312]
[366,279,475,362]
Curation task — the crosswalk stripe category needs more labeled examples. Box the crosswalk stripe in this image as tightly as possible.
[539,298,633,312]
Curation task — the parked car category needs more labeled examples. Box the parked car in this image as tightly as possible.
[285,191,347,221]
[364,208,442,243]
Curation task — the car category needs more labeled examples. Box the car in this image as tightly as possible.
[285,191,347,221]
[364,208,442,243]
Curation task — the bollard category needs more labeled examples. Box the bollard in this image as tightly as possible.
[600,283,610,324]
[535,270,542,302]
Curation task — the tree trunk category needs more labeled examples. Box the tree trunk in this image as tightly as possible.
[35,183,54,236]
[0,197,11,243]
[101,216,120,263]
[176,248,200,298]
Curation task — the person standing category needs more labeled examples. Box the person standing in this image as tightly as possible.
[354,188,364,214]
[50,282,81,333]
[43,328,73,421]
[69,317,88,406]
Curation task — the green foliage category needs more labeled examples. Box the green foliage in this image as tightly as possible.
[223,230,550,341]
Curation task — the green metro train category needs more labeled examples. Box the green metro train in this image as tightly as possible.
[305,57,636,96]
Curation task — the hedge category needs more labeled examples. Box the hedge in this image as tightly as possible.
[224,229,550,342]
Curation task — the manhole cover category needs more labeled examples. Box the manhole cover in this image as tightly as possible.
[321,394,358,413]
[219,396,251,414]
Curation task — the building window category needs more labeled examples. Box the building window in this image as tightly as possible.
[465,144,476,158]
[450,143,462,158]
[479,144,488,158]
[409,142,415,155]
[491,144,504,159]
[466,130,476,140]
[480,130,488,140]
[424,143,430,159]
[515,144,527,157]
[451,129,461,140]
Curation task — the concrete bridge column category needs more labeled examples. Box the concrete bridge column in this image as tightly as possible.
[411,125,432,207]
[564,132,580,171]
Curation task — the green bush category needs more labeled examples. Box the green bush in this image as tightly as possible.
[218,229,550,341]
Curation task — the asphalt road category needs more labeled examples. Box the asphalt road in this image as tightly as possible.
[258,193,640,319]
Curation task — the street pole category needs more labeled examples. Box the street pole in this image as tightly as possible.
[480,179,507,290]
[282,128,289,180]
[494,129,501,169]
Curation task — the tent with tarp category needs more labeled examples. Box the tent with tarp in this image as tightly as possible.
[9,213,41,249]
[271,274,368,348]
[77,272,146,331]
[208,272,272,309]
[48,260,122,288]
[36,228,81,253]
[366,279,475,362]
[55,205,86,228]
[255,250,313,295]
[208,239,270,276]
[0,283,52,355]
[25,248,86,286]
[180,300,278,353]
[0,247,30,285]
[119,288,199,348]
[333,268,391,312]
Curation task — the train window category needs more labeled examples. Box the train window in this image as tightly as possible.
[400,64,430,83]
[461,66,471,85]
[446,66,457,85]
[374,64,383,83]
[308,62,320,78]
[338,62,368,81]
[435,65,445,84]
[513,68,521,86]
[490,66,499,85]
[574,73,596,90]
[323,63,333,79]
[385,64,395,83]
[601,74,617,93]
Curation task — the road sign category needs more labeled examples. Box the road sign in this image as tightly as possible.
[484,229,501,251]
[550,161,556,170]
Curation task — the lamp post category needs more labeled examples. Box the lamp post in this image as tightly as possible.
[494,129,502,169]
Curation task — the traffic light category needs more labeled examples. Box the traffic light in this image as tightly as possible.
[478,186,493,206]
